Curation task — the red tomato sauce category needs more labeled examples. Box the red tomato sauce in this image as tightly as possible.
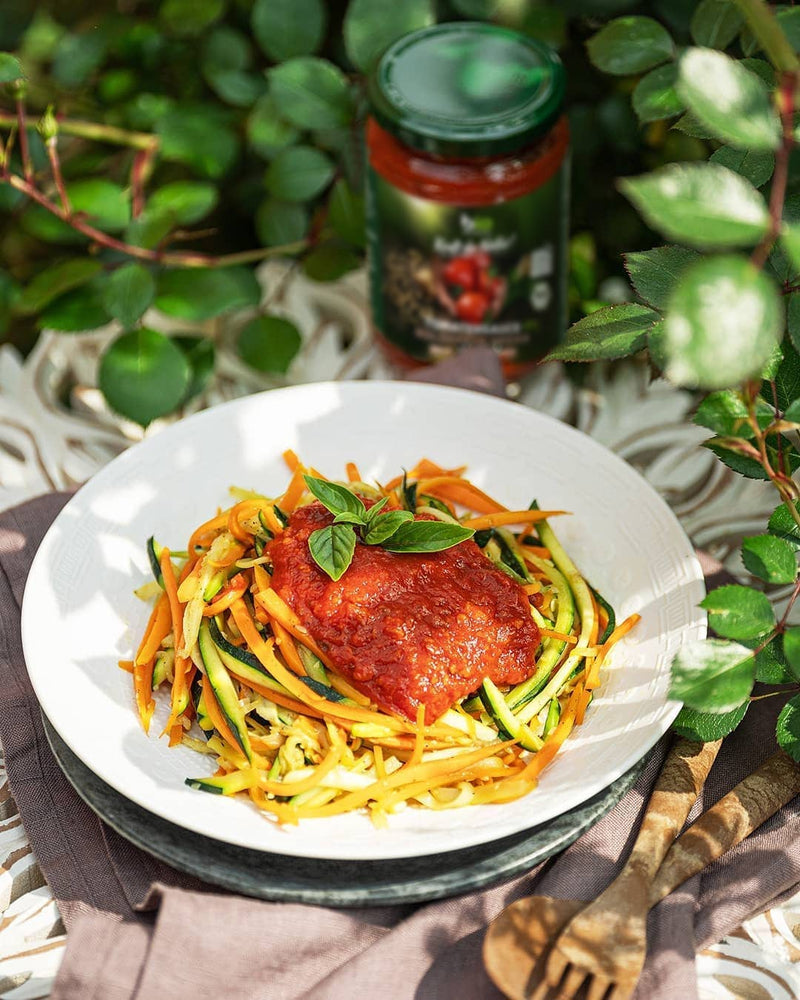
[268,502,539,723]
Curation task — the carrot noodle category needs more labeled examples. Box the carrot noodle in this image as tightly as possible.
[130,460,638,826]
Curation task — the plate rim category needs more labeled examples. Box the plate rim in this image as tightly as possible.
[21,380,706,859]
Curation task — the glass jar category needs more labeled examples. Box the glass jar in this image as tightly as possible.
[366,22,569,379]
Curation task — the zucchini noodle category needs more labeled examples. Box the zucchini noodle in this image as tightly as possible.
[127,454,639,826]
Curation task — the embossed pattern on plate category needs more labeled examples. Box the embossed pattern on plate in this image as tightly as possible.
[21,382,705,860]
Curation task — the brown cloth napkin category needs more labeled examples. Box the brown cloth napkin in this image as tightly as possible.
[2,492,800,1000]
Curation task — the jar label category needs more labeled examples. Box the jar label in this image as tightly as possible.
[366,161,568,367]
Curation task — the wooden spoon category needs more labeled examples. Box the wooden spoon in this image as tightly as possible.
[483,749,800,1000]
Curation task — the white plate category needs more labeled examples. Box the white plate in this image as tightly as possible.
[22,382,705,861]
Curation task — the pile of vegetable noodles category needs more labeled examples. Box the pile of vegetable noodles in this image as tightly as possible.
[121,454,639,826]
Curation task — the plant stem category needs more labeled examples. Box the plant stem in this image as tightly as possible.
[733,0,800,73]
[15,99,32,181]
[0,110,157,152]
[3,172,306,268]
[744,384,800,532]
[46,138,71,216]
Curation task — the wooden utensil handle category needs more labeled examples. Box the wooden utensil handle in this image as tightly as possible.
[621,737,722,881]
[648,750,800,906]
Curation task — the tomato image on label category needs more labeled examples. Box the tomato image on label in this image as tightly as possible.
[455,290,491,324]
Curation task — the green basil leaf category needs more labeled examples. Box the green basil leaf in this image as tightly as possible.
[547,303,658,362]
[252,0,326,62]
[677,48,780,151]
[265,145,334,202]
[663,255,782,390]
[672,702,749,741]
[148,182,218,225]
[690,0,744,49]
[632,63,684,123]
[364,496,390,521]
[155,267,260,321]
[381,520,474,553]
[16,258,102,314]
[624,245,699,310]
[587,16,674,76]
[102,263,155,329]
[742,534,797,585]
[308,524,357,581]
[700,584,775,640]
[669,638,754,713]
[332,511,368,526]
[99,328,191,427]
[768,500,800,551]
[710,146,775,189]
[777,694,800,762]
[303,476,367,520]
[237,315,302,374]
[0,53,23,84]
[344,0,434,71]
[620,163,769,248]
[269,57,353,131]
[363,510,414,545]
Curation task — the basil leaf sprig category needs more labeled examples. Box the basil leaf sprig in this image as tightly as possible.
[302,475,474,581]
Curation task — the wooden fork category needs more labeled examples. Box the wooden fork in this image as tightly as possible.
[484,749,800,1000]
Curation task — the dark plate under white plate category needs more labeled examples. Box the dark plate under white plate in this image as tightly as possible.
[44,714,647,907]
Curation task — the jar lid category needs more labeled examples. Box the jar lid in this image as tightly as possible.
[368,22,565,158]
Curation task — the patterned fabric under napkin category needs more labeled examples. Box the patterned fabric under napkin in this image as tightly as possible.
[1,366,799,999]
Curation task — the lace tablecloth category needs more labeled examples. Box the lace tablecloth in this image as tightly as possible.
[1,265,798,1000]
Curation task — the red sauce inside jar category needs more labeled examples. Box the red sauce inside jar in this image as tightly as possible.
[365,22,569,379]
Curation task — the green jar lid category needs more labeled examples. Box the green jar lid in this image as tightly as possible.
[368,22,565,158]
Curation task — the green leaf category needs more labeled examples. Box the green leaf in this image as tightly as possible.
[101,263,155,329]
[155,267,260,321]
[333,511,369,526]
[99,328,191,427]
[624,245,699,310]
[742,535,797,584]
[771,341,800,411]
[547,303,658,363]
[362,510,414,545]
[302,242,361,282]
[672,702,749,741]
[663,255,782,390]
[16,258,102,314]
[303,476,367,520]
[693,390,771,438]
[344,0,435,71]
[308,524,357,581]
[252,0,326,62]
[157,108,238,179]
[777,694,800,762]
[620,163,769,248]
[710,145,775,188]
[148,182,218,225]
[587,16,674,75]
[632,63,685,123]
[125,211,174,251]
[704,439,769,480]
[700,584,775,640]
[68,180,130,232]
[160,0,224,36]
[256,199,309,247]
[268,57,352,131]
[752,635,794,685]
[677,48,780,151]
[246,96,299,159]
[780,224,800,277]
[328,179,366,248]
[265,146,334,202]
[52,31,107,90]
[206,70,265,107]
[781,628,800,683]
[0,53,23,84]
[690,0,744,48]
[669,638,754,713]
[363,496,390,520]
[237,315,302,374]
[769,500,800,551]
[647,321,668,370]
[173,335,215,402]
[39,286,110,332]
[202,26,250,74]
[382,520,474,553]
